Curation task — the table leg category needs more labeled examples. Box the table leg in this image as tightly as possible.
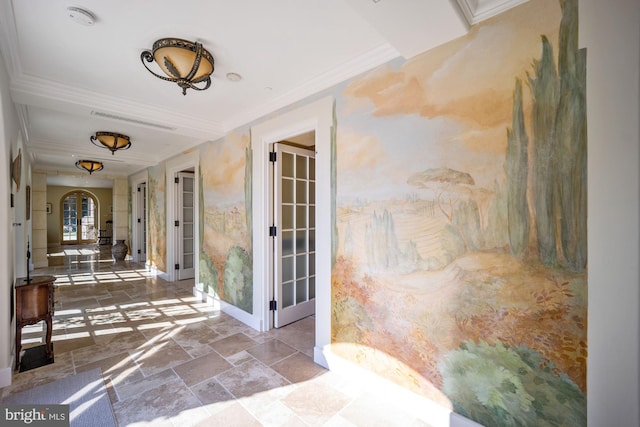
[45,316,53,359]
[15,325,22,370]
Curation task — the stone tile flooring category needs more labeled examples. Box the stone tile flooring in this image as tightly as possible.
[2,245,433,426]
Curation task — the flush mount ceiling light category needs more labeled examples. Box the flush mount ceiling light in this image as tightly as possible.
[66,7,96,26]
[141,38,215,95]
[76,160,104,175]
[90,131,131,155]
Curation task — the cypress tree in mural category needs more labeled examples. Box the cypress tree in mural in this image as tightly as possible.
[331,101,338,267]
[528,36,559,266]
[245,146,253,252]
[555,0,587,272]
[506,78,530,257]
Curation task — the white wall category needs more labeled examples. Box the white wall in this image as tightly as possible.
[0,41,18,385]
[583,0,640,425]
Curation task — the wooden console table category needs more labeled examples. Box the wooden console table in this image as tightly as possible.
[15,275,56,370]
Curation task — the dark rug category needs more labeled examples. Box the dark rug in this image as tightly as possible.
[19,344,54,372]
[3,368,117,427]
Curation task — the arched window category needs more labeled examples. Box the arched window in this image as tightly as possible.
[60,191,99,244]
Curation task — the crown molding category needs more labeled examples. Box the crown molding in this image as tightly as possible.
[456,0,529,25]
[0,0,22,79]
[224,42,400,132]
[10,75,226,140]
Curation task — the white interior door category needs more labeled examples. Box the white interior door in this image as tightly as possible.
[136,183,147,263]
[273,143,316,327]
[177,172,195,280]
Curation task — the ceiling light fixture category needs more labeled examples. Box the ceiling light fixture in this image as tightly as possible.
[76,160,104,175]
[90,131,131,155]
[141,38,215,95]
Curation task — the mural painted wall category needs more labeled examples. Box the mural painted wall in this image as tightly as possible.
[330,0,587,425]
[198,131,253,313]
[148,162,166,272]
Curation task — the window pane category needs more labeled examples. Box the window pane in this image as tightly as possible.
[282,231,294,256]
[296,206,306,229]
[309,276,315,300]
[296,254,306,279]
[282,152,294,177]
[296,179,306,203]
[296,231,307,252]
[282,256,294,282]
[282,282,294,308]
[183,176,194,191]
[282,205,293,229]
[309,158,315,179]
[282,178,293,204]
[296,279,307,304]
[296,155,307,179]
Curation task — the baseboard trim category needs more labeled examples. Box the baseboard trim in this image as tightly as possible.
[0,365,13,388]
[193,287,261,331]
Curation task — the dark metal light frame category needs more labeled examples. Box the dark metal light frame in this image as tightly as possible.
[76,160,104,175]
[90,131,131,155]
[141,38,215,95]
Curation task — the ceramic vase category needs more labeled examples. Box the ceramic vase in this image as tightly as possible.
[112,239,128,261]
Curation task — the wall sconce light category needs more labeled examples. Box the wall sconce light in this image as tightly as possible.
[76,160,104,175]
[90,131,131,155]
[141,38,214,95]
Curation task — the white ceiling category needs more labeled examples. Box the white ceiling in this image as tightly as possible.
[0,0,526,187]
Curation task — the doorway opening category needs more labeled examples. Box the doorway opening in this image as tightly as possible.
[135,182,148,263]
[251,96,333,368]
[175,170,195,281]
[61,191,99,244]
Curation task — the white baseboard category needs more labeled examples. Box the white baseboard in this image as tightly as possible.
[321,347,482,427]
[0,365,12,388]
[193,287,261,331]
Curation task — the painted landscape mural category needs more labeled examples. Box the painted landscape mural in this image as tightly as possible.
[330,0,587,425]
[148,163,166,273]
[198,131,253,313]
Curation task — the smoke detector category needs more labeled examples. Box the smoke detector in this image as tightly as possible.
[67,7,96,26]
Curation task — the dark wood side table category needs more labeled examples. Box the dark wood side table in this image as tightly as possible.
[15,275,56,370]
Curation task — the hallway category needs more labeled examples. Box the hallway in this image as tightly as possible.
[2,246,432,426]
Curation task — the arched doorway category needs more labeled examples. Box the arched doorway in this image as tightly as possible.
[61,191,99,244]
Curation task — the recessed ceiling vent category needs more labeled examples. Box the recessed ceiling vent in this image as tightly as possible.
[90,111,176,131]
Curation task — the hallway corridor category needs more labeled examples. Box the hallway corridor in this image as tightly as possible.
[2,246,432,426]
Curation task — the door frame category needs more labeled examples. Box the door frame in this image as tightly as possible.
[130,170,148,264]
[165,151,200,283]
[251,96,333,368]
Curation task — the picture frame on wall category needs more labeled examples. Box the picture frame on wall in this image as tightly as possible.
[46,202,52,215]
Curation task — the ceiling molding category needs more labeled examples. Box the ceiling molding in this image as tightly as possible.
[10,75,226,140]
[224,42,400,132]
[0,0,22,79]
[455,0,529,25]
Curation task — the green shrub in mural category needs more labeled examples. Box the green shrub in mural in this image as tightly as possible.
[223,246,252,313]
[440,340,586,427]
[199,251,218,296]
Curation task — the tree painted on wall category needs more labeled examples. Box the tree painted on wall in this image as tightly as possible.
[506,78,530,257]
[506,0,586,272]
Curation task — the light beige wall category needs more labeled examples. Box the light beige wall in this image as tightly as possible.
[46,185,113,245]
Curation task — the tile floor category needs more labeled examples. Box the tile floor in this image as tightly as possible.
[2,245,433,426]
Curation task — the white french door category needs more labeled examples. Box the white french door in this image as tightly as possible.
[273,143,316,327]
[176,172,195,280]
[136,183,147,263]
[62,192,98,244]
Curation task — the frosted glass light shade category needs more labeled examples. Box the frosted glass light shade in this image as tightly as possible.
[141,38,214,95]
